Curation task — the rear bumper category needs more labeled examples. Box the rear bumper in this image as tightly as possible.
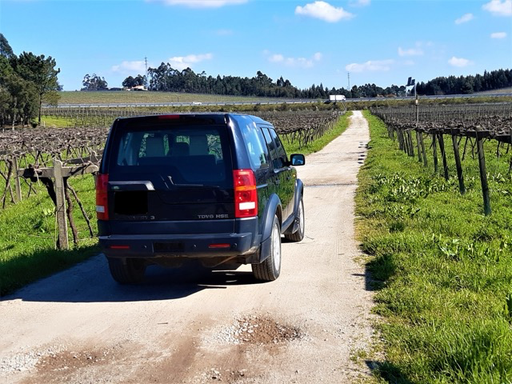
[99,231,259,259]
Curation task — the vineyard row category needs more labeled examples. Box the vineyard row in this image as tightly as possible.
[371,102,512,215]
[0,110,344,213]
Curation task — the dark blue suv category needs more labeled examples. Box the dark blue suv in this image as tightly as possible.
[96,113,305,283]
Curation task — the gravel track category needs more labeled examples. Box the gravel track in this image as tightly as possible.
[0,111,373,384]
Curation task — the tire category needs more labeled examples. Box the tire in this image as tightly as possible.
[285,199,305,242]
[107,257,146,284]
[253,215,281,282]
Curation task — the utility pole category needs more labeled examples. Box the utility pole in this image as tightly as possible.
[145,57,148,89]
[347,72,351,98]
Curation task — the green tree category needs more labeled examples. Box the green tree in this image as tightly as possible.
[0,33,14,59]
[82,73,108,91]
[1,71,38,129]
[122,74,146,88]
[12,52,61,124]
[122,76,136,88]
[0,54,38,127]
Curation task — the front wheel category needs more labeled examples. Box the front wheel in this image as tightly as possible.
[285,199,305,242]
[253,215,281,282]
[107,257,146,284]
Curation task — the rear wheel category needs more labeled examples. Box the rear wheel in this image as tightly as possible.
[285,199,305,242]
[253,215,281,282]
[107,257,146,284]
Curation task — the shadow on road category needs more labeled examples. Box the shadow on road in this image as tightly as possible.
[2,254,260,304]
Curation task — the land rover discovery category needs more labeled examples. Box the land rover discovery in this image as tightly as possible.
[96,113,305,283]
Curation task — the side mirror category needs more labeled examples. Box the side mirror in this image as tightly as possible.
[290,154,305,166]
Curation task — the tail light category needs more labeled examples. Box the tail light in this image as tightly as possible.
[233,169,258,218]
[96,173,109,220]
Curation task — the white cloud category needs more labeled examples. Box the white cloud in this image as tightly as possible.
[295,1,354,22]
[111,60,147,74]
[147,0,247,8]
[345,59,394,73]
[455,13,474,24]
[267,51,322,68]
[398,46,424,57]
[491,31,508,38]
[168,53,213,70]
[448,56,472,68]
[483,0,512,16]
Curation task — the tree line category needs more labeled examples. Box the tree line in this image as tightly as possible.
[141,62,408,99]
[123,63,511,99]
[1,29,511,129]
[416,69,512,96]
[0,34,61,128]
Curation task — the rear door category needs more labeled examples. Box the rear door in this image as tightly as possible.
[262,126,296,221]
[106,116,235,223]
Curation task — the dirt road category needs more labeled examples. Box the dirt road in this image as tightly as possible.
[0,111,373,384]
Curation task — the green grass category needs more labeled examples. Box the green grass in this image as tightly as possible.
[56,90,298,105]
[0,175,99,296]
[40,115,76,128]
[356,111,512,383]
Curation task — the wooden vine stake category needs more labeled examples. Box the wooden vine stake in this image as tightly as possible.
[53,160,69,250]
[397,128,404,151]
[451,134,466,195]
[419,133,428,167]
[407,130,415,157]
[18,158,99,250]
[432,134,439,174]
[438,133,449,181]
[13,158,22,203]
[416,131,423,163]
[476,130,491,216]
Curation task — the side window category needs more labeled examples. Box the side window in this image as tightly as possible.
[207,134,223,161]
[269,128,288,168]
[261,127,273,150]
[241,122,269,169]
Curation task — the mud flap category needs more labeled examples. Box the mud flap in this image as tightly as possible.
[283,179,304,235]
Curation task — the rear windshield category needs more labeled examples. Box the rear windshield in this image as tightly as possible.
[110,124,231,186]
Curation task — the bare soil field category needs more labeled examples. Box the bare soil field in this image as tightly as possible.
[0,111,373,384]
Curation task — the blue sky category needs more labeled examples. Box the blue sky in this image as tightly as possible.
[1,0,511,91]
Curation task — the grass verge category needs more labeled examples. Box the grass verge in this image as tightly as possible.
[283,111,352,155]
[356,111,512,383]
[0,175,99,296]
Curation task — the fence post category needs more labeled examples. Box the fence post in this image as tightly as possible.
[53,159,69,249]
